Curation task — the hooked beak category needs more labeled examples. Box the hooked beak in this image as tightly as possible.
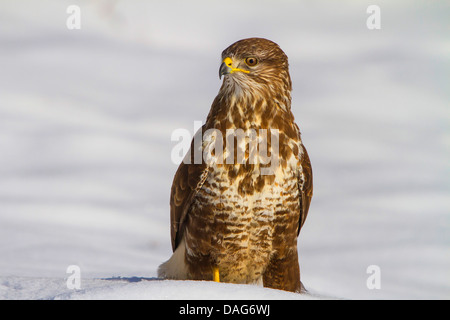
[219,57,250,79]
[219,60,232,79]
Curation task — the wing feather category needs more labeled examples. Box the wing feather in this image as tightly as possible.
[297,144,313,234]
[169,127,209,251]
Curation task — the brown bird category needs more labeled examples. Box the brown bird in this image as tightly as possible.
[158,38,313,293]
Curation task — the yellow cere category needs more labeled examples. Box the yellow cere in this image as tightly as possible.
[223,57,250,74]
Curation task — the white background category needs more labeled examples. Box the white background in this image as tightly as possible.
[0,0,448,299]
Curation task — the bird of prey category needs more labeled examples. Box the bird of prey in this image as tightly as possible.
[158,38,313,293]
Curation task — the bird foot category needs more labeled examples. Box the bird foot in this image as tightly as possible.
[213,267,220,282]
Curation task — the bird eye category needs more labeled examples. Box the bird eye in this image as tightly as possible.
[245,57,258,67]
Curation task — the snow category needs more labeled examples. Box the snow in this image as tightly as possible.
[1,276,325,300]
[0,0,449,300]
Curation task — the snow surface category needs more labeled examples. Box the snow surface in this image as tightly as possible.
[0,0,449,300]
[1,276,327,300]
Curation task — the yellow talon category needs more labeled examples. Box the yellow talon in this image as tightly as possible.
[213,267,220,282]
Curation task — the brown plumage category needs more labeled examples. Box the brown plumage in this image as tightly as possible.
[158,38,313,293]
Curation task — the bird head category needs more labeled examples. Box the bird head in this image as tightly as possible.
[218,38,291,96]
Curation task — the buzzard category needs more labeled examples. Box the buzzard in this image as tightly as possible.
[158,38,313,293]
